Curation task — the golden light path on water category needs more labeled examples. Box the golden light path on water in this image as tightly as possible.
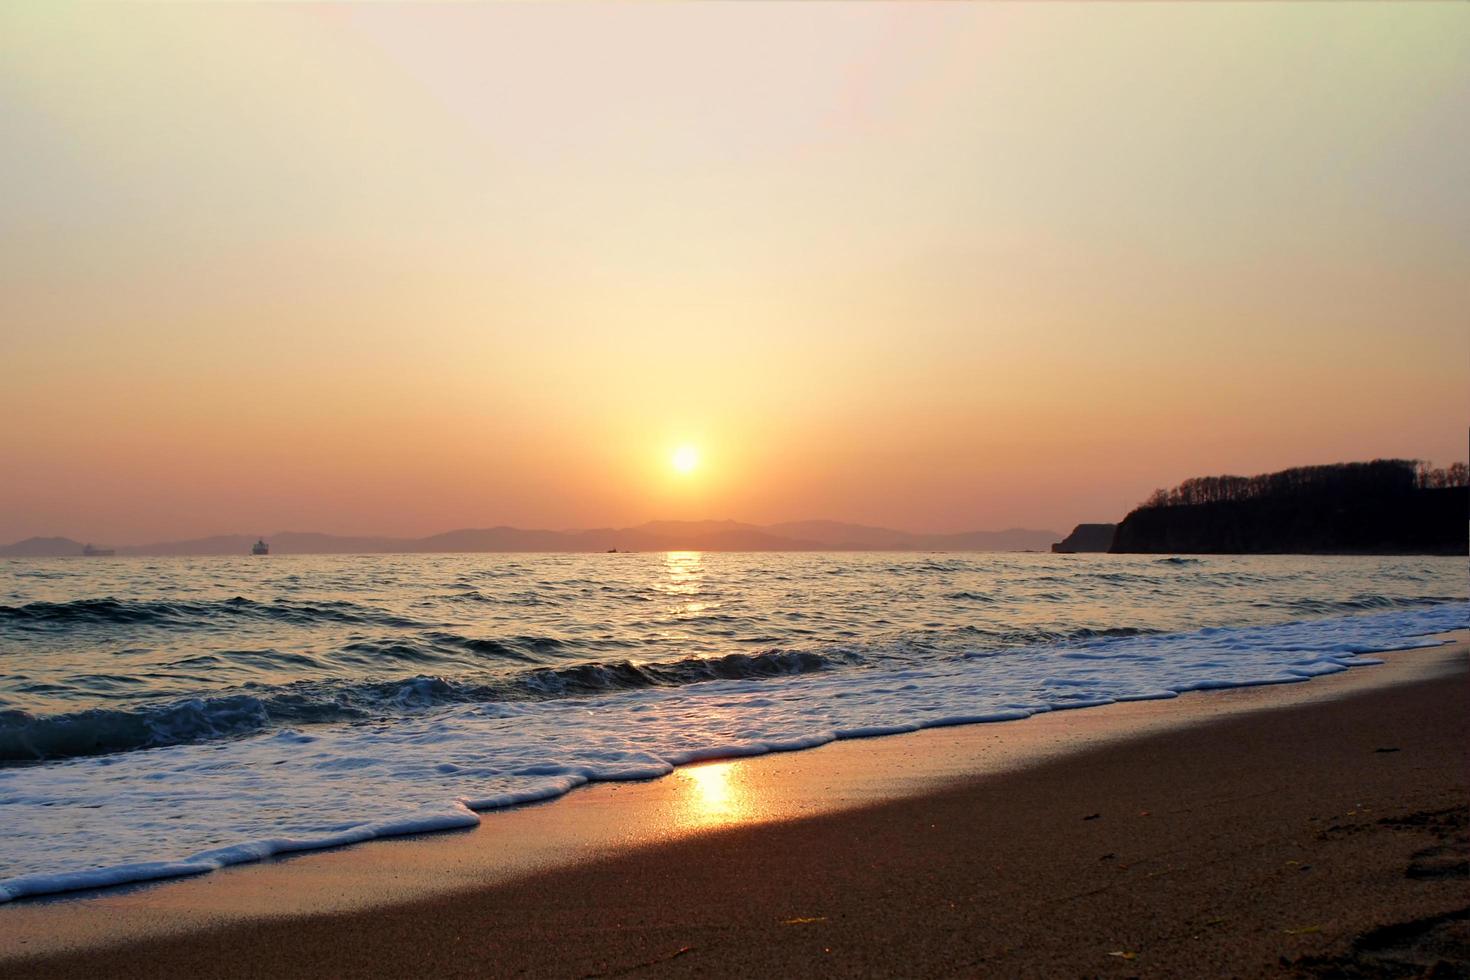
[664,550,703,592]
[661,549,757,831]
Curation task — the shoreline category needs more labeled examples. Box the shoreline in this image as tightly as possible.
[4,604,1460,909]
[2,631,1464,974]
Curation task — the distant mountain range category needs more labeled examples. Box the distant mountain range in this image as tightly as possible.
[0,521,1061,557]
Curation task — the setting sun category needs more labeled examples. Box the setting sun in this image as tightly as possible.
[671,445,700,474]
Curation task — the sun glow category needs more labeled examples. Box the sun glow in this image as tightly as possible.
[671,445,699,474]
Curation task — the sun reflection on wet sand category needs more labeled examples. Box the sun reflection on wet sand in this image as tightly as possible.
[672,760,753,829]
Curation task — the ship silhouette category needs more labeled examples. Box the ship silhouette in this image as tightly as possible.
[251,539,269,556]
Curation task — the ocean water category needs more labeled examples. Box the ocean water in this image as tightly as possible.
[0,552,1464,902]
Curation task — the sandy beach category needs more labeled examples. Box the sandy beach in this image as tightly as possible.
[3,633,1466,978]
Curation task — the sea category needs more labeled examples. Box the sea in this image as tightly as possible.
[1,552,1465,902]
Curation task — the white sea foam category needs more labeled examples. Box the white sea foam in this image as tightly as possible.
[0,604,1464,903]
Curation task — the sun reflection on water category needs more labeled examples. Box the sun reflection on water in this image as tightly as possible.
[662,550,704,596]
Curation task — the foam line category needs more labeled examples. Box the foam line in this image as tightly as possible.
[0,604,1463,904]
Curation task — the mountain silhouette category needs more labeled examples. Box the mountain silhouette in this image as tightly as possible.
[0,522,1060,557]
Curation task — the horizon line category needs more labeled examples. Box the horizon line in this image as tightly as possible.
[0,519,1073,555]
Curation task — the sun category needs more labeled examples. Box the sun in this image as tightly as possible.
[671,445,700,474]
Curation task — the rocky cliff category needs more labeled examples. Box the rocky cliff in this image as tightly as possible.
[1051,524,1117,553]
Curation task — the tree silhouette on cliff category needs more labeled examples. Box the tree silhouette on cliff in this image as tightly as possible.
[1117,459,1468,555]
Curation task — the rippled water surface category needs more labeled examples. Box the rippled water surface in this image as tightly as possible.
[0,552,1464,901]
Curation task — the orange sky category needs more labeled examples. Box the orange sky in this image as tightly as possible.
[1,3,1466,543]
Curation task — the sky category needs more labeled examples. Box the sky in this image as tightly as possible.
[1,3,1466,544]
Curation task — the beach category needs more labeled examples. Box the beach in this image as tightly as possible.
[4,1,1467,973]
[4,632,1464,978]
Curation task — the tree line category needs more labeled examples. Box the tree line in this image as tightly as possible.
[1416,460,1470,489]
[1141,459,1469,510]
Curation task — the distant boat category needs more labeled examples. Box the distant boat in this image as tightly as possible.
[251,539,269,556]
[81,544,115,557]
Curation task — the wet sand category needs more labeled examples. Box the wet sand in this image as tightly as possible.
[4,634,1466,977]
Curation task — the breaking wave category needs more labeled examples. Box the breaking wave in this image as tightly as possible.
[1,551,1465,904]
[0,596,424,631]
[0,647,858,763]
[0,602,1464,904]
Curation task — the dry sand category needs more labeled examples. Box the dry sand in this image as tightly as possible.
[3,634,1466,977]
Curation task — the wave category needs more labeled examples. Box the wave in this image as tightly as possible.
[0,596,424,631]
[0,647,859,763]
[1267,594,1461,616]
[1,603,1463,905]
[959,625,1159,658]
